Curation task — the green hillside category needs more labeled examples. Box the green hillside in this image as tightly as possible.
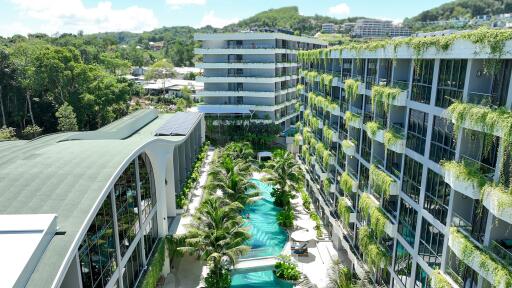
[405,0,512,24]
[223,6,363,36]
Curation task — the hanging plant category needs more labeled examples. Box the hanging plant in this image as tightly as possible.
[365,121,383,138]
[323,178,331,192]
[440,160,487,190]
[384,128,404,148]
[344,111,360,129]
[337,198,351,226]
[344,79,360,102]
[449,228,512,288]
[296,84,305,93]
[358,193,389,240]
[480,183,512,216]
[357,226,389,271]
[323,125,334,145]
[340,171,355,194]
[320,73,334,93]
[371,85,402,112]
[430,270,452,288]
[294,134,302,146]
[322,150,331,169]
[315,142,326,159]
[369,165,394,199]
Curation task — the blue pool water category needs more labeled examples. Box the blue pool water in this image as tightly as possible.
[241,179,288,258]
[231,179,291,287]
[231,270,293,288]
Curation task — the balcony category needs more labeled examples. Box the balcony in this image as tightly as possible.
[341,139,357,156]
[441,160,485,199]
[446,102,510,139]
[345,109,363,129]
[384,124,406,153]
[482,184,512,225]
[448,228,512,288]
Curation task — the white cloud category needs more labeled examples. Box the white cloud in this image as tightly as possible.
[328,3,350,17]
[4,0,158,36]
[198,11,238,28]
[166,0,206,10]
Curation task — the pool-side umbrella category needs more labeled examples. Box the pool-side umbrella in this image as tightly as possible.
[291,229,316,242]
[294,219,317,230]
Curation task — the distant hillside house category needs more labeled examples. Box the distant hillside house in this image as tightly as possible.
[321,23,337,34]
[149,41,165,51]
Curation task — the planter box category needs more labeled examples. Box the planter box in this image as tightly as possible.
[389,181,400,196]
[365,125,385,143]
[384,220,395,237]
[176,208,185,214]
[346,115,363,129]
[386,90,407,106]
[482,188,512,225]
[386,139,406,153]
[455,118,506,138]
[443,169,480,199]
[341,140,356,156]
[448,229,509,288]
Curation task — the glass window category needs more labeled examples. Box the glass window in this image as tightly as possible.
[414,265,431,288]
[114,161,140,256]
[138,154,156,223]
[144,212,159,258]
[411,60,434,104]
[386,149,402,179]
[398,200,418,246]
[402,156,423,203]
[122,241,144,288]
[361,131,372,163]
[429,116,455,163]
[406,109,428,155]
[79,193,117,288]
[419,218,444,269]
[424,170,450,225]
[394,241,413,287]
[435,59,467,108]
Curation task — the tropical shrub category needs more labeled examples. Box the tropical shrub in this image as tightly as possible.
[301,191,311,211]
[141,239,166,288]
[328,259,353,288]
[22,124,42,139]
[277,207,295,228]
[274,255,301,281]
[0,127,16,140]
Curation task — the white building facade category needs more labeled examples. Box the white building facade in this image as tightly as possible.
[194,32,326,130]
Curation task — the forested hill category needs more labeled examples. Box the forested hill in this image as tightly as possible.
[223,6,363,36]
[405,0,512,23]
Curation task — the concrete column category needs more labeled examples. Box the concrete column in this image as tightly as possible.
[429,59,440,106]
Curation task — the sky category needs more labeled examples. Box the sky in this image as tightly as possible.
[0,0,452,36]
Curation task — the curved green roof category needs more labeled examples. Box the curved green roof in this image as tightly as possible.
[0,110,202,288]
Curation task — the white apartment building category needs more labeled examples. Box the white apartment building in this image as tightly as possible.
[322,23,337,34]
[194,32,326,130]
[352,19,412,39]
[297,34,512,288]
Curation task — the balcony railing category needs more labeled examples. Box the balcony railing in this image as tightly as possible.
[490,240,512,267]
[226,44,276,49]
[391,80,410,91]
[466,91,506,109]
[459,154,495,180]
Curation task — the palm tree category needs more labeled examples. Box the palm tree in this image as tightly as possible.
[222,141,255,162]
[263,150,304,207]
[328,259,353,288]
[207,155,258,205]
[181,197,250,287]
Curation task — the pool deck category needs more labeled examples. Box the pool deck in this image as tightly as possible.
[283,190,339,288]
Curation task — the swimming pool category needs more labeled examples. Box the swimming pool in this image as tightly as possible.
[231,269,293,288]
[231,179,291,287]
[241,179,288,258]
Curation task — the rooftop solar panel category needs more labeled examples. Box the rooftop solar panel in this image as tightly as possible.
[155,112,202,136]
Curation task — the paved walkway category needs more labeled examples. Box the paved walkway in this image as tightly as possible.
[164,147,215,288]
[175,148,215,235]
[285,190,338,288]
